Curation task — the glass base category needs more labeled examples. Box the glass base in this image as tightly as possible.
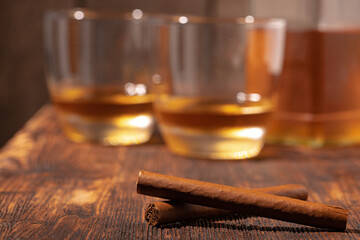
[161,125,265,160]
[266,135,360,148]
[59,113,154,146]
[267,112,360,148]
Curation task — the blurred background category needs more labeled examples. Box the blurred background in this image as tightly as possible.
[0,0,248,146]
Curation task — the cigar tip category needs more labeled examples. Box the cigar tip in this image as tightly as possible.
[136,170,145,193]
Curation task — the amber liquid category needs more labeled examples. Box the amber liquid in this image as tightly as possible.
[267,29,360,147]
[51,87,154,145]
[155,97,273,159]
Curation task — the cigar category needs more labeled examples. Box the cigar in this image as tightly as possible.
[137,171,348,230]
[145,184,308,226]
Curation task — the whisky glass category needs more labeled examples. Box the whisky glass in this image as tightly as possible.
[44,9,154,145]
[150,16,286,159]
[251,0,360,147]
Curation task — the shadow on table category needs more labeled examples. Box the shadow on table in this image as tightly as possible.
[145,129,164,145]
[158,219,360,234]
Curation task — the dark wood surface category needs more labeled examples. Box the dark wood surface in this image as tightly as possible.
[0,106,360,239]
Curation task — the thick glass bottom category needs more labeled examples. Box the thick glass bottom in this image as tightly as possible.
[58,113,154,146]
[161,125,265,160]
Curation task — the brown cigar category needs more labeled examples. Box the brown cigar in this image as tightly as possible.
[137,171,348,230]
[145,184,308,226]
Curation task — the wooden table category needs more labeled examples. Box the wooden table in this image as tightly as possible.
[0,106,359,239]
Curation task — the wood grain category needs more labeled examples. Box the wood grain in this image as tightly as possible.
[1,107,360,239]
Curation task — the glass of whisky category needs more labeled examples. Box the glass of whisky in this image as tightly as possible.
[150,16,286,159]
[44,9,154,145]
[252,0,360,147]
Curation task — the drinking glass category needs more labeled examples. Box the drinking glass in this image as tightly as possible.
[251,0,360,147]
[44,9,155,145]
[150,16,286,159]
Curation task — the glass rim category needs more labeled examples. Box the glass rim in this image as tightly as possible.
[44,8,286,28]
[44,8,148,21]
[148,14,286,28]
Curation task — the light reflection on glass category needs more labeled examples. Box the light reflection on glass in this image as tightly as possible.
[128,115,153,128]
[237,92,262,103]
[125,83,147,96]
[132,9,143,19]
[178,16,188,24]
[152,74,162,84]
[230,127,265,140]
[104,130,149,145]
[248,93,261,102]
[245,15,255,23]
[74,10,85,20]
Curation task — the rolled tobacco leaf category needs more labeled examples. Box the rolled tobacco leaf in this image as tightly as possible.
[145,184,308,226]
[137,170,348,230]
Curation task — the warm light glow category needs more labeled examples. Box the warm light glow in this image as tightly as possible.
[178,16,188,24]
[103,130,150,145]
[128,115,153,128]
[245,15,254,23]
[248,93,261,102]
[74,10,85,20]
[104,114,154,145]
[113,114,153,129]
[232,127,264,140]
[132,9,143,19]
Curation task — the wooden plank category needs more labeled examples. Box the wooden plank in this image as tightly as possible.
[0,106,359,239]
